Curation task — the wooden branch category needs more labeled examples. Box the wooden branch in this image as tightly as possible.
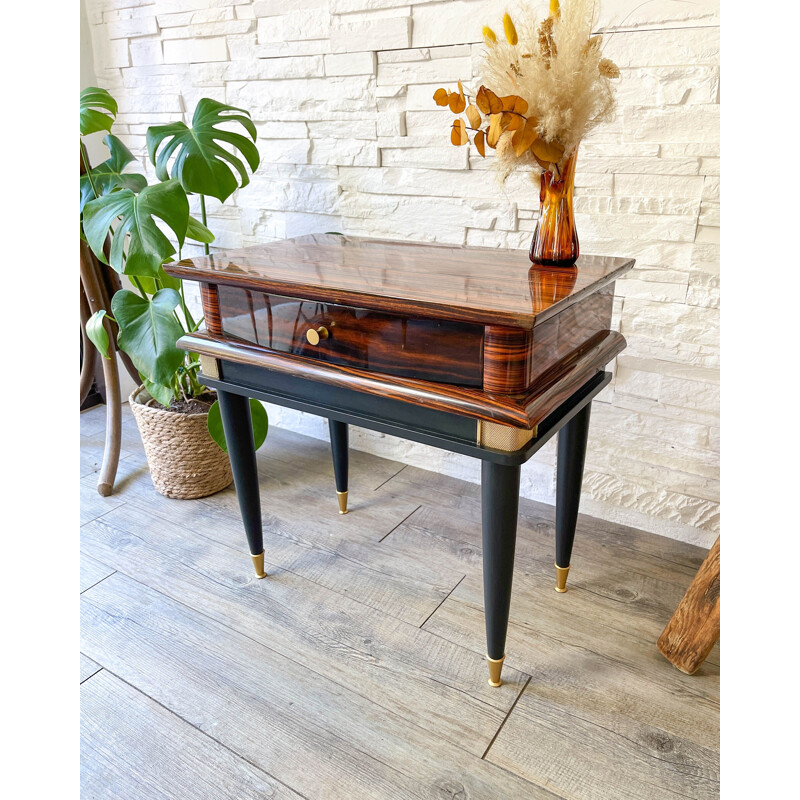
[657,537,720,675]
[80,240,122,497]
[80,284,96,405]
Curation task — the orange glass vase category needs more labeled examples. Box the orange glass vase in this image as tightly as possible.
[529,147,580,267]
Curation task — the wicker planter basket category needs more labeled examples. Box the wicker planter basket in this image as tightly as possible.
[129,385,233,499]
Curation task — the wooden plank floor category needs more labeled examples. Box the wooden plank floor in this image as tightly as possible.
[80,403,720,800]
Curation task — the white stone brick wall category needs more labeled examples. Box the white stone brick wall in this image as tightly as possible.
[84,0,720,547]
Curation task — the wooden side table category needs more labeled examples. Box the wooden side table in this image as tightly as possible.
[167,234,634,687]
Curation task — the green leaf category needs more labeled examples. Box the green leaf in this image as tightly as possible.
[111,288,185,386]
[207,401,224,451]
[143,378,174,407]
[80,87,118,136]
[147,98,260,203]
[83,180,190,277]
[186,215,215,244]
[207,399,268,454]
[250,397,269,450]
[80,134,147,212]
[250,400,269,450]
[160,267,183,292]
[86,310,110,359]
[136,265,183,295]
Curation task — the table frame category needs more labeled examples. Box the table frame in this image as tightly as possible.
[200,361,609,687]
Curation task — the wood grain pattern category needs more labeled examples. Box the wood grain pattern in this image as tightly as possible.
[85,439,466,628]
[80,552,114,593]
[182,237,630,414]
[483,325,533,393]
[82,670,304,799]
[179,329,625,429]
[216,285,485,387]
[521,330,624,425]
[80,654,101,684]
[425,572,718,704]
[84,485,458,629]
[658,537,720,675]
[383,502,717,664]
[81,573,561,800]
[481,267,596,393]
[200,283,222,336]
[381,468,720,690]
[527,285,615,386]
[80,501,528,756]
[79,421,718,800]
[487,673,719,800]
[166,234,634,330]
[424,576,719,798]
[482,288,614,394]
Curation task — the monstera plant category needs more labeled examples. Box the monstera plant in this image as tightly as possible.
[81,87,267,497]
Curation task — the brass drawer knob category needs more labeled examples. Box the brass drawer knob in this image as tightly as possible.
[306,325,329,345]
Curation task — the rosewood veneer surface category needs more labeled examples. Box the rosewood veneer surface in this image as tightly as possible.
[168,235,633,431]
[167,233,634,329]
[213,286,485,387]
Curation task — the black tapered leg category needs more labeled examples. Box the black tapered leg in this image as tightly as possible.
[329,419,349,514]
[217,390,266,578]
[554,401,592,592]
[481,460,521,687]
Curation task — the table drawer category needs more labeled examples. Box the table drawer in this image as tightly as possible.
[208,284,484,387]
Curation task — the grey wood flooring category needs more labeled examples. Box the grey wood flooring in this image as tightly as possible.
[80,403,720,800]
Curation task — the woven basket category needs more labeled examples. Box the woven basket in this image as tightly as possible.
[129,385,233,499]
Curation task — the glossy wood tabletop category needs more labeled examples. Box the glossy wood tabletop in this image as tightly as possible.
[166,234,634,329]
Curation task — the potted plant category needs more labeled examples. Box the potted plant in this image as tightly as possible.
[81,87,268,499]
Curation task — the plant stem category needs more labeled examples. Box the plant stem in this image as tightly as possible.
[179,280,196,331]
[173,372,188,403]
[80,140,99,201]
[174,246,196,331]
[130,275,149,299]
[199,194,210,256]
[189,367,203,397]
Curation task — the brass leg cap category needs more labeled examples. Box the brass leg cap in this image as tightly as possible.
[555,563,570,593]
[337,490,349,515]
[251,551,267,579]
[487,654,505,687]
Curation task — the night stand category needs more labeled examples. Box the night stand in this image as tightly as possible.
[167,233,634,687]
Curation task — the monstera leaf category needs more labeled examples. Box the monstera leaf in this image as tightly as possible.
[207,399,269,454]
[133,214,214,294]
[80,134,148,212]
[86,310,110,359]
[186,214,215,243]
[135,266,182,296]
[82,179,189,277]
[80,87,118,136]
[143,378,175,408]
[111,288,186,387]
[147,98,260,203]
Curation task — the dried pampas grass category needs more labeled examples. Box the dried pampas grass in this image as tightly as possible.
[486,0,617,177]
[434,0,620,184]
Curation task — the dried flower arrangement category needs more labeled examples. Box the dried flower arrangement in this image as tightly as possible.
[433,0,620,181]
[433,0,620,266]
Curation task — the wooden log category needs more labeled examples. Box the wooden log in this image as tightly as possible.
[657,537,720,675]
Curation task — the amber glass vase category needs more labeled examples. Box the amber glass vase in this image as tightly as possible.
[529,147,580,267]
